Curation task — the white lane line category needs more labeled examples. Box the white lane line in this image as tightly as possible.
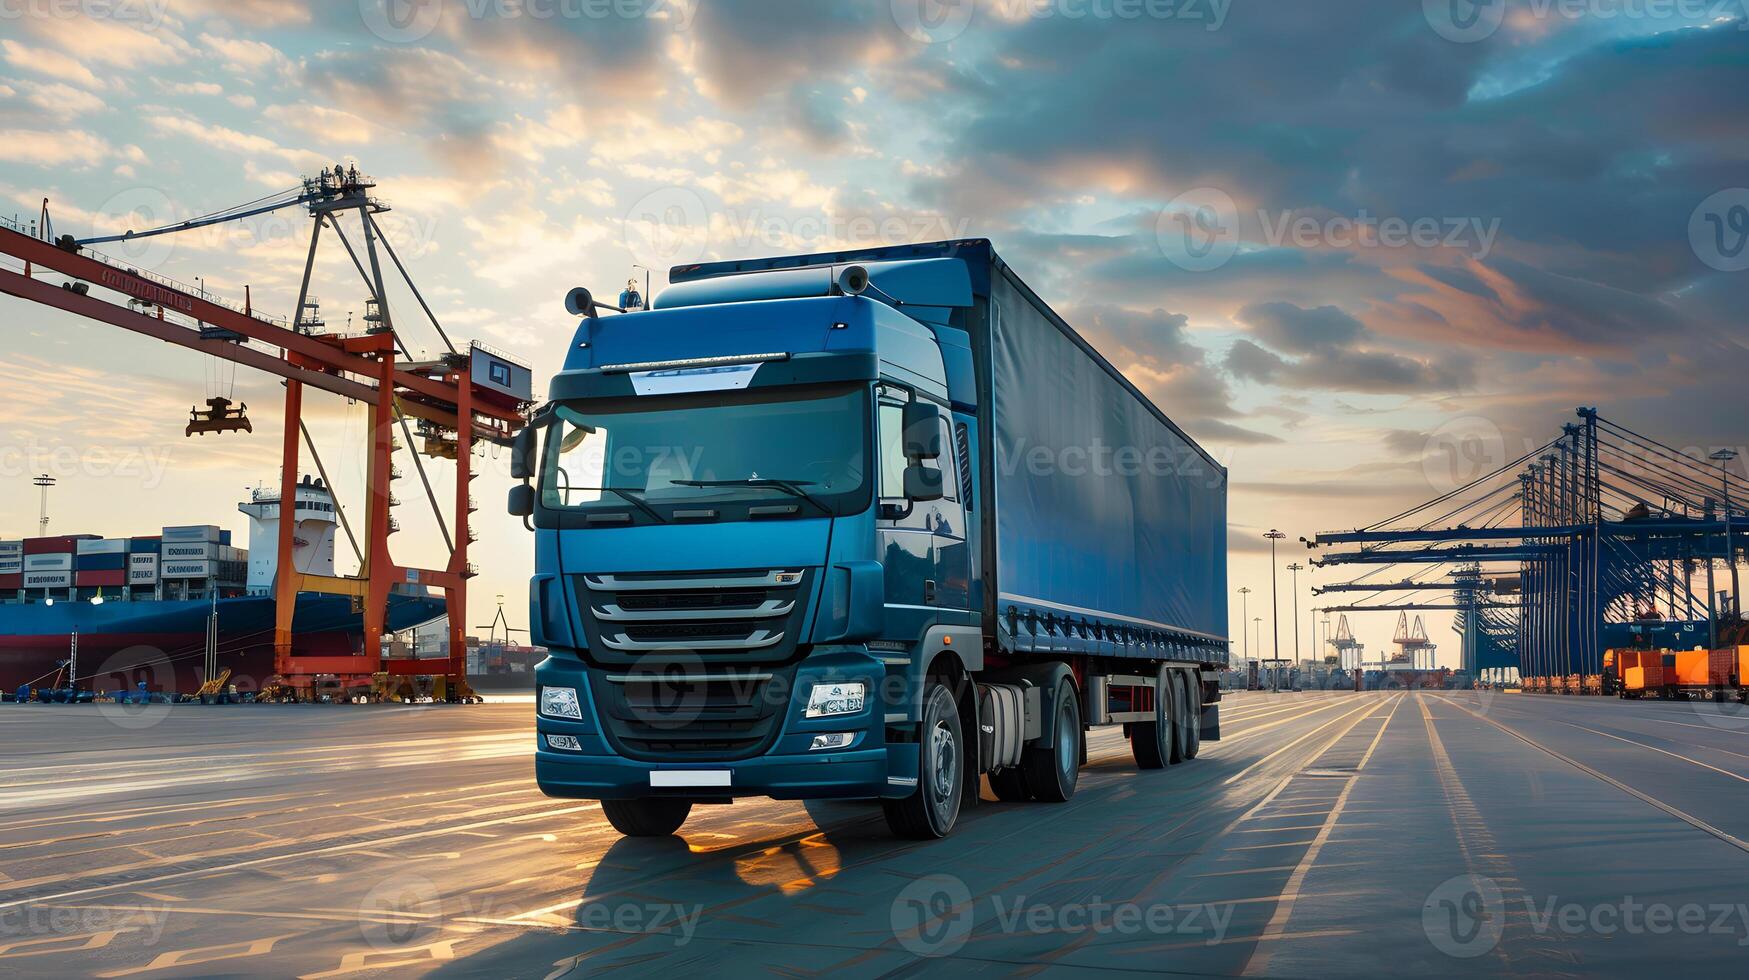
[0,802,604,912]
[1555,721,1749,785]
[1222,699,1382,785]
[1239,694,1399,976]
[1446,698,1749,855]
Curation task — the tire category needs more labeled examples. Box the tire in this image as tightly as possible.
[1024,677,1081,802]
[1130,665,1173,770]
[883,682,965,838]
[1166,671,1187,765]
[988,767,1031,802]
[1179,670,1202,761]
[600,798,692,837]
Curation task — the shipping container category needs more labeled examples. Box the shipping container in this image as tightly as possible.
[24,536,80,555]
[23,570,73,588]
[1674,648,1733,688]
[23,553,73,572]
[76,539,128,555]
[162,541,219,561]
[0,557,21,575]
[128,563,160,584]
[160,559,217,579]
[161,525,222,543]
[0,573,21,590]
[74,551,128,571]
[75,569,127,588]
[0,539,21,555]
[128,536,161,553]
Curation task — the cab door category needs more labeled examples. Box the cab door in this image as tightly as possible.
[876,387,937,646]
[923,414,973,625]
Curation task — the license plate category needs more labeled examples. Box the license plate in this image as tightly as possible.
[649,770,732,788]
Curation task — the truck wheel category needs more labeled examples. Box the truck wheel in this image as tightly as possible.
[988,768,1030,801]
[600,798,692,837]
[1165,671,1188,765]
[1024,677,1081,802]
[883,682,965,838]
[1130,665,1173,770]
[1178,670,1201,760]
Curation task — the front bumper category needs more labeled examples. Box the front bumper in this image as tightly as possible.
[534,648,914,801]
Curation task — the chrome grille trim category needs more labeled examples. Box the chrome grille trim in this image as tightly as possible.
[584,571,799,591]
[592,599,794,622]
[600,630,784,651]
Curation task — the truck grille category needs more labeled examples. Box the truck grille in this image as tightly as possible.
[573,569,812,667]
[589,666,792,762]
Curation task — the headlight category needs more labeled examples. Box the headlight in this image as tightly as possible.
[805,681,866,718]
[540,686,582,720]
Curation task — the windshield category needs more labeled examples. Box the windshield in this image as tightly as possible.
[540,383,870,522]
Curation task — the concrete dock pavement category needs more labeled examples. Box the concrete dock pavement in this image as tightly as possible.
[1,691,1747,977]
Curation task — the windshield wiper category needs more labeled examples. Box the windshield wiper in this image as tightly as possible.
[600,487,666,523]
[670,478,832,516]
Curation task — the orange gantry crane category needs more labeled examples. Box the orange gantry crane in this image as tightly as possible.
[0,166,530,699]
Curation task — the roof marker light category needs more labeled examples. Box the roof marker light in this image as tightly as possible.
[600,352,790,374]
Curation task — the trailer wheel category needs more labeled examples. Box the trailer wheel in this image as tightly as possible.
[600,798,692,837]
[988,767,1030,802]
[1178,670,1201,761]
[1165,671,1188,764]
[1024,677,1081,802]
[883,682,965,838]
[1130,665,1173,770]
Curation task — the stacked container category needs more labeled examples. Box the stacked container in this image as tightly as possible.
[75,538,128,589]
[22,536,77,591]
[128,536,161,592]
[0,539,20,592]
[160,525,222,580]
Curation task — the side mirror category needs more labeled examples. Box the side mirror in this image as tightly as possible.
[510,427,537,480]
[507,484,535,518]
[902,401,941,459]
[904,463,944,502]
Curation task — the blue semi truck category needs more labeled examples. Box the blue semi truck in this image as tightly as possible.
[509,240,1229,839]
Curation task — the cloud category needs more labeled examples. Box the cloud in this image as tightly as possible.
[0,129,114,167]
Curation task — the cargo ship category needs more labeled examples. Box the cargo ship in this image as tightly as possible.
[0,476,446,694]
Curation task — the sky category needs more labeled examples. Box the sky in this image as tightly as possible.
[0,0,1746,662]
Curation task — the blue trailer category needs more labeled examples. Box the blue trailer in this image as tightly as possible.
[511,240,1229,838]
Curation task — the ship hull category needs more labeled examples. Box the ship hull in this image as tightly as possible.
[1,592,447,694]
